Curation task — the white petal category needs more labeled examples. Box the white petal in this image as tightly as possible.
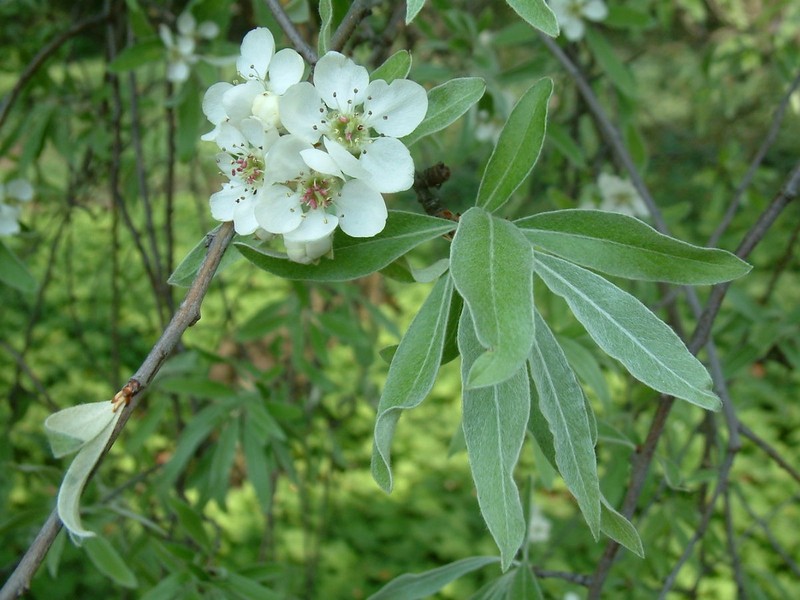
[333,179,387,237]
[268,48,306,94]
[279,82,327,143]
[159,24,174,49]
[240,117,278,151]
[6,179,33,202]
[215,122,248,153]
[265,135,313,183]
[323,137,369,180]
[363,79,428,137]
[583,0,609,21]
[237,27,275,80]
[313,51,369,113]
[202,82,232,124]
[209,182,242,222]
[285,234,333,264]
[222,80,263,124]
[176,35,196,57]
[251,92,281,130]
[233,196,259,235]
[562,17,585,41]
[167,61,190,83]
[198,21,220,39]
[0,204,21,236]
[300,148,343,178]
[254,185,303,234]
[284,208,338,242]
[359,137,414,193]
[215,151,237,178]
[176,12,196,36]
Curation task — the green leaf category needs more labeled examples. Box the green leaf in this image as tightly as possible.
[243,418,274,510]
[140,572,192,600]
[458,310,529,571]
[505,0,559,37]
[405,0,426,24]
[476,78,553,213]
[176,79,202,163]
[372,276,454,492]
[44,401,118,458]
[508,566,545,599]
[403,78,486,147]
[600,496,645,558]
[318,0,332,54]
[169,229,242,287]
[584,29,636,98]
[517,209,751,284]
[546,123,586,168]
[168,497,211,552]
[0,240,37,294]
[371,50,412,83]
[368,556,500,600]
[440,287,464,365]
[528,311,601,538]
[204,419,239,507]
[534,253,721,410]
[236,211,453,281]
[83,536,138,588]
[108,39,164,73]
[450,207,534,388]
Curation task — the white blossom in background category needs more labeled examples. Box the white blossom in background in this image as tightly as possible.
[527,502,552,544]
[549,0,608,41]
[280,51,427,194]
[597,172,648,217]
[201,28,304,143]
[160,11,219,83]
[0,178,34,236]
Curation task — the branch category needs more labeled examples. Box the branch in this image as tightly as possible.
[0,12,109,132]
[329,0,372,53]
[263,0,318,64]
[0,222,236,600]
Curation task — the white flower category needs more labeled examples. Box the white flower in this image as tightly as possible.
[201,28,304,143]
[549,0,608,41]
[279,51,427,194]
[527,503,552,544]
[159,12,219,83]
[0,178,34,236]
[597,173,648,217]
[284,232,334,264]
[253,136,388,244]
[209,121,281,235]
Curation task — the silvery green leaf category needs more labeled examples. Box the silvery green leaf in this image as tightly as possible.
[371,50,412,83]
[534,253,720,410]
[368,556,500,600]
[372,275,454,491]
[450,207,534,388]
[459,309,528,571]
[403,78,486,146]
[45,401,120,458]
[505,0,559,36]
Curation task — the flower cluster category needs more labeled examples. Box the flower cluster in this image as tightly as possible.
[597,173,647,217]
[202,28,428,263]
[160,11,220,83]
[549,0,608,41]
[0,178,34,236]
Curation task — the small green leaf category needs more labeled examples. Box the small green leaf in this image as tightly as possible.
[517,209,751,284]
[403,78,486,147]
[508,565,545,599]
[368,556,500,600]
[168,497,211,552]
[450,207,534,388]
[505,0,559,37]
[169,229,242,287]
[405,0,426,24]
[600,496,645,558]
[236,211,454,282]
[528,311,601,538]
[0,240,37,295]
[371,50,412,83]
[372,275,454,491]
[108,39,164,73]
[459,310,529,571]
[318,0,333,54]
[204,419,239,507]
[584,29,636,98]
[534,253,721,410]
[477,78,553,213]
[546,123,587,169]
[83,536,138,588]
[44,401,118,458]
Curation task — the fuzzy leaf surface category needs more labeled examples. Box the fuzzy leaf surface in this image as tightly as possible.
[403,78,486,146]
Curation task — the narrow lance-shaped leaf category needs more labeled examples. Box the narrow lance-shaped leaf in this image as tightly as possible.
[477,78,553,213]
[368,556,500,600]
[405,0,426,25]
[169,227,242,287]
[403,78,486,147]
[535,253,721,410]
[83,536,138,588]
[371,50,412,83]
[236,211,454,282]
[450,207,534,388]
[527,387,644,557]
[516,209,751,284]
[318,0,333,54]
[585,28,637,98]
[372,275,454,492]
[528,310,601,538]
[0,240,37,295]
[505,0,559,37]
[458,309,529,571]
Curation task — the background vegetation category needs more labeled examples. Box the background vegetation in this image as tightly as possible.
[1,0,799,598]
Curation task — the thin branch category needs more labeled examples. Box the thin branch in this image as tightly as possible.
[263,0,318,64]
[738,422,800,486]
[329,0,372,53]
[724,490,748,598]
[532,567,593,586]
[0,340,59,412]
[0,12,109,132]
[707,67,800,247]
[0,222,236,600]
